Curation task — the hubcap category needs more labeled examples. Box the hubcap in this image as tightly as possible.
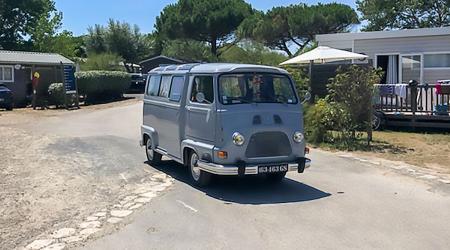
[190,153,201,181]
[146,139,154,160]
[372,115,381,129]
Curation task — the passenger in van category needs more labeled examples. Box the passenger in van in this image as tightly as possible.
[260,75,276,102]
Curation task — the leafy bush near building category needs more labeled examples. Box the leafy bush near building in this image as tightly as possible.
[48,82,65,107]
[75,71,131,103]
[304,99,331,143]
[283,66,310,97]
[304,65,381,148]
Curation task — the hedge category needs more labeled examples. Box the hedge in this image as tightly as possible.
[75,71,131,103]
[48,82,65,107]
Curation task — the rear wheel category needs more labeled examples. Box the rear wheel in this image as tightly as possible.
[6,104,13,111]
[189,151,212,187]
[267,172,287,183]
[372,111,384,131]
[145,137,162,165]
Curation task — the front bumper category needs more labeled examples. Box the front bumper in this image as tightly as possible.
[0,97,12,106]
[197,158,311,176]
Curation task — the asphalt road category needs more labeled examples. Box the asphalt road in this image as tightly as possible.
[37,101,449,250]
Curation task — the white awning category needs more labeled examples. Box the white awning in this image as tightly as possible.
[280,46,368,65]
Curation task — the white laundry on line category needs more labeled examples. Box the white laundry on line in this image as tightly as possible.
[394,84,407,99]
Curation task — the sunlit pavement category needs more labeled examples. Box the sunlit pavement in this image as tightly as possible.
[61,102,450,250]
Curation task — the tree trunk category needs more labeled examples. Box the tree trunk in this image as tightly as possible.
[281,41,293,58]
[211,39,218,58]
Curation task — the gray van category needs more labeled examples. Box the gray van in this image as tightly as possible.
[140,63,310,186]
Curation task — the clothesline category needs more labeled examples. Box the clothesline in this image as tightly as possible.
[374,84,407,99]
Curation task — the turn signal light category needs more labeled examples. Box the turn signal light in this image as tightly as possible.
[305,147,310,154]
[217,151,228,159]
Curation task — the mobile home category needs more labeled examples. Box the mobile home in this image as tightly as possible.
[316,27,450,85]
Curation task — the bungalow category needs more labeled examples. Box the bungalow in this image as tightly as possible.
[139,55,184,74]
[0,50,74,106]
[316,27,450,129]
[316,26,450,85]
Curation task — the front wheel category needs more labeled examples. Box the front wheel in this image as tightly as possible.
[145,137,162,165]
[189,151,212,187]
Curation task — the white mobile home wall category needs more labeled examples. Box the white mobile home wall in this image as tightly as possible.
[316,28,450,84]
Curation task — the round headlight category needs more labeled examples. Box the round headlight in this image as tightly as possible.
[293,131,304,143]
[232,132,245,146]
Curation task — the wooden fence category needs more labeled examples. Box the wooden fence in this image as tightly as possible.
[375,84,450,115]
[374,83,450,128]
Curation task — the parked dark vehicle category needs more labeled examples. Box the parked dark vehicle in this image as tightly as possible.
[128,73,147,93]
[0,84,13,110]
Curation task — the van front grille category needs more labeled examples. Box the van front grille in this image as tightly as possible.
[245,132,292,158]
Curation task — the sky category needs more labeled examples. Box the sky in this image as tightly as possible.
[54,0,358,36]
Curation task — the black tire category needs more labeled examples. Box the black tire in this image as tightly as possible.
[372,111,384,131]
[188,151,212,187]
[267,172,287,183]
[145,137,162,165]
[6,104,13,111]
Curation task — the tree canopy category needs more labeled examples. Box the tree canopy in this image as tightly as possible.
[0,0,61,50]
[357,0,450,31]
[155,0,253,57]
[162,39,216,62]
[219,41,287,66]
[238,3,359,57]
[85,19,155,63]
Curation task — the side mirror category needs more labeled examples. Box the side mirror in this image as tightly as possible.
[195,92,206,103]
[302,92,311,104]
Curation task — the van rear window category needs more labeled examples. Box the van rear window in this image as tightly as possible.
[146,75,161,96]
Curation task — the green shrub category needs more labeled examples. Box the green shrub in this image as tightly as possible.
[75,71,131,103]
[304,99,331,143]
[283,66,309,96]
[326,65,381,143]
[48,82,65,107]
[304,66,381,148]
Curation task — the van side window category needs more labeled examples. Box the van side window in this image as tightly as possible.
[158,75,172,98]
[169,76,184,102]
[147,75,161,96]
[191,76,214,104]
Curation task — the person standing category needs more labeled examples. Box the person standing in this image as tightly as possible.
[32,71,40,110]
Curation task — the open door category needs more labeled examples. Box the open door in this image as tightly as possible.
[376,55,399,84]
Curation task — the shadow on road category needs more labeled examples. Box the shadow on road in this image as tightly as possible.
[148,160,331,205]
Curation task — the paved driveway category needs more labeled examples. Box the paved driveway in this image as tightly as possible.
[74,103,450,250]
[4,101,448,250]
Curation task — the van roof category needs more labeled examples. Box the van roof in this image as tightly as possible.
[149,63,288,74]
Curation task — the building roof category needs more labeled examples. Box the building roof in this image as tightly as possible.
[150,63,288,74]
[0,50,74,65]
[139,55,184,65]
[316,26,450,42]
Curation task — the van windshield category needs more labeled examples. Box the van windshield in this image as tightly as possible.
[219,73,297,105]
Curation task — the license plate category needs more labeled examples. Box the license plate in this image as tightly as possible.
[258,164,288,173]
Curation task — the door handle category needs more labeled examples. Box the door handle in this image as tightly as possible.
[186,106,191,111]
